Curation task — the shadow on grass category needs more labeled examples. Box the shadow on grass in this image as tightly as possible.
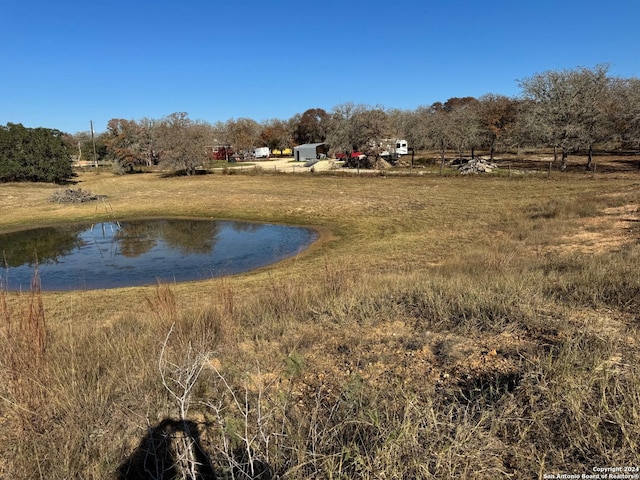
[159,169,213,178]
[117,418,216,480]
[117,418,273,479]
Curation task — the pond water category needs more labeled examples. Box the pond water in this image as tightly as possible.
[0,219,318,291]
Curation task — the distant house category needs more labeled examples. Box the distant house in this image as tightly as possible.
[293,143,328,162]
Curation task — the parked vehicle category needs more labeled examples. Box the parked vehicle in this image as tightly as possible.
[254,147,270,159]
[335,151,366,160]
[271,147,293,156]
[380,139,409,158]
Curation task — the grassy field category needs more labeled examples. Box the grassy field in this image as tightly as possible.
[1,158,639,479]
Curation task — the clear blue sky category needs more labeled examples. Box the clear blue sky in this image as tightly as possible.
[1,0,638,134]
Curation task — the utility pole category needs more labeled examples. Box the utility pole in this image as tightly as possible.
[90,120,98,168]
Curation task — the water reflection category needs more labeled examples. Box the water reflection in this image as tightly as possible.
[0,219,317,291]
[157,219,220,255]
[0,225,87,267]
[114,221,159,257]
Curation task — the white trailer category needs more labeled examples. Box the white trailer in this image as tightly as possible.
[254,147,270,159]
[380,139,409,158]
[394,139,408,155]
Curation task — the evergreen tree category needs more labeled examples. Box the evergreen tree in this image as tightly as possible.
[0,123,74,183]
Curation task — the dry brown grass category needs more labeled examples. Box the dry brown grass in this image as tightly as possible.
[1,157,639,478]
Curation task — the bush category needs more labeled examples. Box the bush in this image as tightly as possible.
[0,123,74,183]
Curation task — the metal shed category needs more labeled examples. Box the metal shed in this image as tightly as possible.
[293,143,328,162]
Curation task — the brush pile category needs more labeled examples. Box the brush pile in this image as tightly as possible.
[458,158,498,174]
[49,188,105,203]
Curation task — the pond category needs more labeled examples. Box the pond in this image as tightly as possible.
[0,219,318,291]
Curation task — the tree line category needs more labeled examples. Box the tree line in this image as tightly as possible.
[2,65,640,182]
[92,65,637,174]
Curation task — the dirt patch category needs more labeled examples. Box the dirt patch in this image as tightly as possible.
[553,204,640,254]
[292,317,537,406]
[214,158,321,173]
[494,152,640,173]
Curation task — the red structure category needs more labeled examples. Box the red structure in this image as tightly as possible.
[206,145,234,161]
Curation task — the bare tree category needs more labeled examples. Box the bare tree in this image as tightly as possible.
[518,65,611,170]
[609,77,640,155]
[226,118,261,158]
[386,108,413,142]
[155,113,211,175]
[413,104,451,169]
[353,105,389,159]
[105,118,155,173]
[446,101,480,161]
[409,100,478,168]
[325,102,359,154]
[627,79,640,153]
[326,103,389,167]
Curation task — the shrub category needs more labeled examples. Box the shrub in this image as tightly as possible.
[0,123,74,183]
